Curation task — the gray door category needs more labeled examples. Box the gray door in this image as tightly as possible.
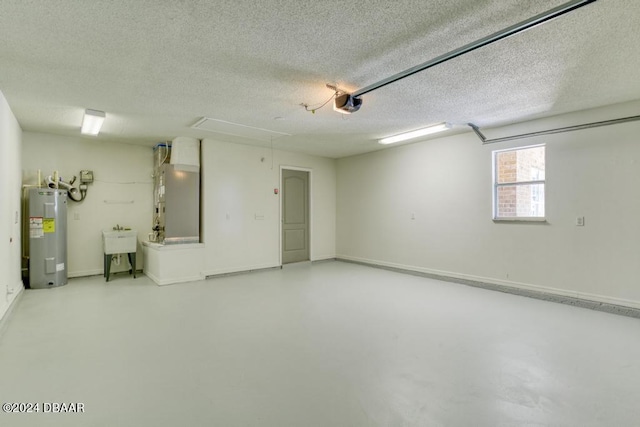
[282,169,309,264]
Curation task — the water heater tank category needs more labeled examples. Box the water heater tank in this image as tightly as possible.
[26,188,68,288]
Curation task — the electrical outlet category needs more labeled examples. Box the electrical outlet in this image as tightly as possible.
[576,216,585,226]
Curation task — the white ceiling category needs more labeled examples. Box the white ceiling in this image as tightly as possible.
[1,0,639,158]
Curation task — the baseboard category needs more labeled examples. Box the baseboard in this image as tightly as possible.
[69,269,143,279]
[144,271,205,286]
[144,270,161,285]
[202,262,281,278]
[207,266,283,279]
[68,269,102,278]
[312,257,337,264]
[205,259,336,277]
[0,285,25,338]
[312,255,337,262]
[336,255,640,318]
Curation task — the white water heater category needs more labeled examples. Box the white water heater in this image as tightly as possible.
[25,188,68,288]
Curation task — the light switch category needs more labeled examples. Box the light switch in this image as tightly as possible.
[576,216,585,226]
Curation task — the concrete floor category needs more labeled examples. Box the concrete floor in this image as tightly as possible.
[0,261,639,427]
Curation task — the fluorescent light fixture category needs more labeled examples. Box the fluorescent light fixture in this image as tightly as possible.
[81,109,106,135]
[379,122,451,145]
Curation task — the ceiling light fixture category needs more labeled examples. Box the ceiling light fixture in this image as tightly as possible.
[379,122,451,145]
[81,109,105,135]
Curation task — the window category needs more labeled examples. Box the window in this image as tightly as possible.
[492,144,545,220]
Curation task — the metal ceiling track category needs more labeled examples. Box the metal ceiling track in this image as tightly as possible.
[468,114,640,145]
[352,0,597,98]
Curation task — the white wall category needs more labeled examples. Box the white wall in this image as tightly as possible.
[337,101,640,309]
[22,133,153,277]
[0,90,23,321]
[201,139,336,275]
[21,134,335,282]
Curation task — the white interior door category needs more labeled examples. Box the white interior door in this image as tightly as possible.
[282,169,309,264]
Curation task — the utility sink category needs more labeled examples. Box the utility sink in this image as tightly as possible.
[102,230,137,255]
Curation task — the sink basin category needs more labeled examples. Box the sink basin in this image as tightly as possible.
[102,230,137,254]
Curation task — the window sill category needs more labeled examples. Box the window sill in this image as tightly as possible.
[493,217,547,224]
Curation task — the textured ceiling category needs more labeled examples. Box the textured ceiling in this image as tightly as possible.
[1,0,639,158]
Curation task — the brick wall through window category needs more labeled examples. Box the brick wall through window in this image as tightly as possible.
[494,145,545,219]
